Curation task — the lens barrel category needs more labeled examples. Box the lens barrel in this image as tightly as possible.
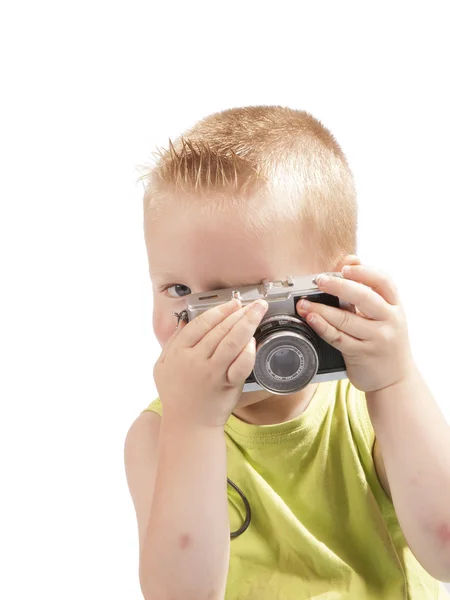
[253,315,319,394]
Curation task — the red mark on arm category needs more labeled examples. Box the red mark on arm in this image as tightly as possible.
[179,533,191,549]
[436,523,450,546]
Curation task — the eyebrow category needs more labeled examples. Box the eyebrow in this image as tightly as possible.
[149,269,178,281]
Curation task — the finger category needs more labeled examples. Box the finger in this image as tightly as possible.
[315,270,391,321]
[176,298,243,348]
[197,301,258,358]
[297,300,374,340]
[340,254,362,268]
[158,319,187,363]
[212,300,268,368]
[227,337,256,387]
[341,264,400,306]
[303,312,361,355]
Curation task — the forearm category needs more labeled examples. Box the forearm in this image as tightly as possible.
[366,365,450,581]
[140,415,230,600]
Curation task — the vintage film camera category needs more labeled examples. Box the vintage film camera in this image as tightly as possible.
[174,273,355,395]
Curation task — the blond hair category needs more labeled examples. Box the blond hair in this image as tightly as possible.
[136,105,358,271]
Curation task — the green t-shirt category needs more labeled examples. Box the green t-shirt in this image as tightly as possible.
[142,379,449,599]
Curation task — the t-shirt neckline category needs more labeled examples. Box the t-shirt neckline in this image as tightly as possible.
[224,380,336,444]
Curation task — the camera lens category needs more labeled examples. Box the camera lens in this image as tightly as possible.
[253,315,319,394]
[268,347,302,378]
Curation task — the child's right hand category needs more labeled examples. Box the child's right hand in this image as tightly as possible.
[153,298,269,428]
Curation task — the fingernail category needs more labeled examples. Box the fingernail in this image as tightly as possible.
[316,274,329,285]
[251,300,268,314]
[299,299,311,310]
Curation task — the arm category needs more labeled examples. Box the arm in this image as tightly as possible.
[296,262,450,579]
[140,415,230,600]
[366,364,450,582]
[139,297,268,598]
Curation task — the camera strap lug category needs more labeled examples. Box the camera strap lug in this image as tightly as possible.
[172,309,189,328]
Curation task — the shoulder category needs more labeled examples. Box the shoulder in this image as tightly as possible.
[124,410,161,493]
[125,408,161,444]
[124,409,161,473]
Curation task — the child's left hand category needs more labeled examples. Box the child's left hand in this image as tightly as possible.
[296,255,416,393]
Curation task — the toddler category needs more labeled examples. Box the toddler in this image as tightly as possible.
[124,105,450,599]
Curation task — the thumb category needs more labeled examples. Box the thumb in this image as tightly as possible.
[159,316,187,363]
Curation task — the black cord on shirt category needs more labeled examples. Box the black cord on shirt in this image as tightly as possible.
[227,478,251,539]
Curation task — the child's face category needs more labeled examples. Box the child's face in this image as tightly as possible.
[146,202,325,408]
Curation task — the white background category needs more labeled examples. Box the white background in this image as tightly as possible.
[1,1,449,598]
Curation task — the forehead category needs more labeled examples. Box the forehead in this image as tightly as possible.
[146,206,311,287]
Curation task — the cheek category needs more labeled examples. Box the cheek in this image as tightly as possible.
[152,306,176,348]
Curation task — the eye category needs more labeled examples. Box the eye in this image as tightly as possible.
[166,284,192,298]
